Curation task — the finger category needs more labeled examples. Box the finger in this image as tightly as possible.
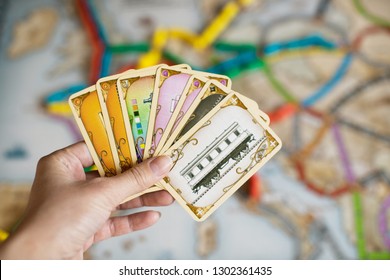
[117,190,174,210]
[92,211,160,244]
[37,141,94,180]
[85,170,100,180]
[97,156,173,205]
[52,141,94,168]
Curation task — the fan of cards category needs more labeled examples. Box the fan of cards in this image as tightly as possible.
[69,64,282,221]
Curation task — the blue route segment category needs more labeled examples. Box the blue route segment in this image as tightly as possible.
[45,35,347,108]
[86,0,111,79]
[264,34,337,55]
[206,51,259,74]
[302,53,353,107]
[101,50,112,77]
[86,0,109,46]
[45,84,87,103]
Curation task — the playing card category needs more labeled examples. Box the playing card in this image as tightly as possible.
[69,86,121,176]
[153,75,208,156]
[143,66,195,160]
[68,63,279,219]
[161,79,231,153]
[235,93,271,125]
[117,64,191,163]
[117,66,162,163]
[190,70,232,88]
[115,64,192,198]
[154,73,231,156]
[160,92,282,221]
[96,72,138,172]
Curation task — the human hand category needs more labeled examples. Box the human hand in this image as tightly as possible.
[0,142,174,259]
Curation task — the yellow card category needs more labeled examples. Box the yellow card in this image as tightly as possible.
[96,73,138,172]
[69,86,121,176]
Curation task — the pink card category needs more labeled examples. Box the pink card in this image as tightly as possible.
[171,77,205,132]
[169,74,231,135]
[155,72,191,146]
[145,68,192,158]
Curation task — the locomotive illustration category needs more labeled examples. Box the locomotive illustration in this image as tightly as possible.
[180,122,256,194]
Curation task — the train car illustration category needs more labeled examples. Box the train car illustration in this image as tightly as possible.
[180,122,255,194]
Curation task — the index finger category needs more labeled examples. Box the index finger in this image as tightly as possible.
[59,141,94,168]
[37,141,94,178]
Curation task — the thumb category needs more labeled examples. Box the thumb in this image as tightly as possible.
[97,156,173,205]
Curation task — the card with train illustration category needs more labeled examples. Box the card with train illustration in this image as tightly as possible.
[69,64,281,220]
[159,92,282,221]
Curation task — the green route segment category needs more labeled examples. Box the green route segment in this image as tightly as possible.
[353,0,390,28]
[353,191,390,260]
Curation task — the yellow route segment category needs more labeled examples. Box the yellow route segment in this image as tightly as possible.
[137,0,254,68]
[195,0,254,50]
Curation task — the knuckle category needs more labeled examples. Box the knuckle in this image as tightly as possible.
[52,149,79,171]
[89,176,107,187]
[126,165,151,189]
[37,153,56,170]
[37,147,84,175]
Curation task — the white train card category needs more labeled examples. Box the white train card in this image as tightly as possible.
[160,92,282,221]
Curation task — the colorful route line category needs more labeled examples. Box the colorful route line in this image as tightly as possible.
[351,25,390,68]
[352,191,366,259]
[44,84,86,141]
[302,52,353,107]
[330,74,390,144]
[292,110,351,197]
[379,195,390,250]
[76,0,104,83]
[353,0,390,28]
[331,122,388,258]
[264,34,337,55]
[40,0,390,260]
[352,190,390,259]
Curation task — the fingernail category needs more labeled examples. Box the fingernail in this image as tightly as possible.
[150,156,173,178]
[154,212,162,223]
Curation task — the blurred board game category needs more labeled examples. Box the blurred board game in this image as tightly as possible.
[0,0,389,259]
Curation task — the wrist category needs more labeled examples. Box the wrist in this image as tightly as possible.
[0,230,38,259]
[0,224,57,259]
